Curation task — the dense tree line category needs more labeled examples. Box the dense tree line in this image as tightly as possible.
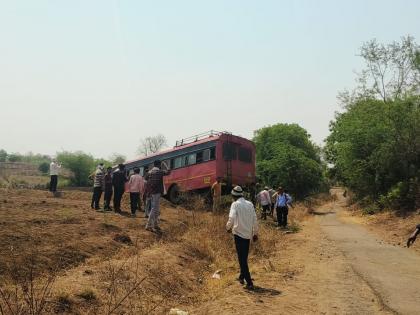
[326,36,420,210]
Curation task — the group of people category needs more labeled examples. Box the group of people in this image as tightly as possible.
[87,160,170,232]
[47,159,420,292]
[256,186,293,227]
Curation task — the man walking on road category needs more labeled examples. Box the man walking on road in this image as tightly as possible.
[112,164,127,213]
[226,186,258,291]
[49,159,61,193]
[257,186,271,220]
[275,187,292,228]
[145,160,170,232]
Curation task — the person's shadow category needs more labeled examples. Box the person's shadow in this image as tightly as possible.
[311,210,335,216]
[246,286,282,296]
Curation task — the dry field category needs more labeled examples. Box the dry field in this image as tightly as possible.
[0,188,312,314]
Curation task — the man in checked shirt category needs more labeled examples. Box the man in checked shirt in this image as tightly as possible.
[145,160,170,233]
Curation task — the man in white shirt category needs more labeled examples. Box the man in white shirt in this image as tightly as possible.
[49,159,61,193]
[226,186,258,290]
[257,186,271,220]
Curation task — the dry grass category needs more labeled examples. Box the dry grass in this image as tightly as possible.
[0,188,314,314]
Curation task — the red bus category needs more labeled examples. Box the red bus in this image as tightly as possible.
[124,131,256,203]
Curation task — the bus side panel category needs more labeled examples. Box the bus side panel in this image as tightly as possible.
[163,160,217,193]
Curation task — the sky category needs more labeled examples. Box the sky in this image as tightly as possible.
[1,0,419,159]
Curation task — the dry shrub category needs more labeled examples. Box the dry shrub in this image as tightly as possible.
[113,233,133,245]
[76,289,97,302]
[180,193,209,212]
[0,250,56,315]
[93,254,161,315]
[54,293,73,313]
[183,211,234,265]
[251,226,277,258]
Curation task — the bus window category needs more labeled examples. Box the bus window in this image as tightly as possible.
[210,147,216,160]
[187,153,196,165]
[196,151,203,163]
[174,156,183,169]
[223,142,237,160]
[162,159,171,171]
[238,147,252,163]
[203,149,210,162]
[140,167,144,176]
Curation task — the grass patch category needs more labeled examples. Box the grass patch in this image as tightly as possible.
[55,293,73,312]
[76,288,97,301]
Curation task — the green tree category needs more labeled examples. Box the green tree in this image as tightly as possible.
[0,149,7,162]
[56,151,95,186]
[254,124,325,198]
[7,153,23,162]
[325,97,419,209]
[326,37,420,210]
[109,153,126,165]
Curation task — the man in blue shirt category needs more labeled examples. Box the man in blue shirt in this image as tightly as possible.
[275,187,292,228]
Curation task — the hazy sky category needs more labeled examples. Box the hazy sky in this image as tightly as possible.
[1,1,419,159]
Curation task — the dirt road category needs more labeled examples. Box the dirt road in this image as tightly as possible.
[195,191,420,315]
[317,191,420,315]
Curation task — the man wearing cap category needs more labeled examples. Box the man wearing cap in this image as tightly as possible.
[226,186,258,290]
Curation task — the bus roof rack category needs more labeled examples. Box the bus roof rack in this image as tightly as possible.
[175,130,231,147]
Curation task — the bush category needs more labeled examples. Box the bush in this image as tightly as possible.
[0,149,7,162]
[7,153,23,162]
[38,162,50,174]
[56,151,96,186]
[362,204,381,215]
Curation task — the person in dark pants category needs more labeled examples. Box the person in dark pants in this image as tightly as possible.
[275,187,292,228]
[49,160,61,193]
[112,164,127,213]
[257,187,271,220]
[104,167,113,211]
[226,186,259,290]
[407,224,420,247]
[145,160,170,232]
[127,167,144,217]
[92,164,105,210]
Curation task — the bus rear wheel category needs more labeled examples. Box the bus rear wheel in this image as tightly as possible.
[168,185,180,204]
